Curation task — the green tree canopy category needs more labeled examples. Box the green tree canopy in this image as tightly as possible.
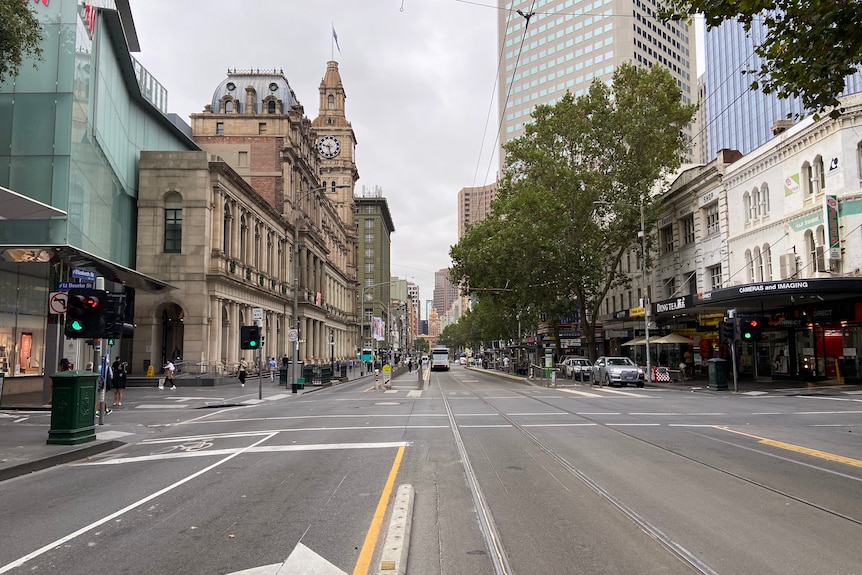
[661,0,862,118]
[451,63,696,360]
[0,1,43,85]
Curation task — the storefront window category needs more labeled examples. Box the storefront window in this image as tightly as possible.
[0,262,50,377]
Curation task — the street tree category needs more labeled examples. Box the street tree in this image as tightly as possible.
[661,0,862,118]
[451,63,695,361]
[0,1,43,85]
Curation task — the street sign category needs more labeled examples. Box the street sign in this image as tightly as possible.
[48,291,68,315]
[71,268,96,281]
[253,307,263,321]
[58,281,92,291]
[288,329,298,342]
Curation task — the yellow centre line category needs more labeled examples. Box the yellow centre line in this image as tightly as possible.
[352,444,405,575]
[715,426,862,468]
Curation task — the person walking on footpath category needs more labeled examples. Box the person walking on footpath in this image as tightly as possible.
[408,358,413,373]
[503,356,510,373]
[161,360,176,390]
[268,357,277,382]
[112,357,127,406]
[238,358,248,387]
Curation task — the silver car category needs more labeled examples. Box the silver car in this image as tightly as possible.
[560,357,592,381]
[593,356,645,387]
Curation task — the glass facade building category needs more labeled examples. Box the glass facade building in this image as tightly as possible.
[0,0,195,384]
[704,20,862,159]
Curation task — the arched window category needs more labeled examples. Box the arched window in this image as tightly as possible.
[267,100,276,114]
[802,162,813,197]
[743,192,751,222]
[331,181,337,194]
[164,192,182,253]
[225,100,233,113]
[327,94,335,110]
[761,184,770,216]
[751,187,761,219]
[813,155,825,193]
[223,203,231,254]
[745,249,754,282]
[754,246,763,282]
[805,229,816,274]
[763,244,773,280]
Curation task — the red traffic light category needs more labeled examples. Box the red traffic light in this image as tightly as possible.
[748,319,759,328]
[82,296,100,309]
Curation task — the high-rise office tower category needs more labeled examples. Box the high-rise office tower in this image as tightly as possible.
[704,20,862,159]
[458,183,498,239]
[498,1,697,158]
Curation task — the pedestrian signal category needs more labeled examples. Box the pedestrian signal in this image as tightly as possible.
[240,325,261,350]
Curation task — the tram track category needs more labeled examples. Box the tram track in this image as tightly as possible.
[435,370,862,575]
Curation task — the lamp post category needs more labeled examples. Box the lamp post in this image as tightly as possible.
[291,184,348,392]
[359,279,400,376]
[639,202,651,384]
[593,199,651,383]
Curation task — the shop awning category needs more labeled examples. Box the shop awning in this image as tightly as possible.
[622,337,646,346]
[651,334,693,345]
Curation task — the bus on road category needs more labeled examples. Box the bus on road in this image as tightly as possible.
[431,346,450,371]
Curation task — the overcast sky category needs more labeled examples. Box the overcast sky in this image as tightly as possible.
[131,0,501,311]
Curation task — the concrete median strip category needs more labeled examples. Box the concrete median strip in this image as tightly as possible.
[378,483,414,575]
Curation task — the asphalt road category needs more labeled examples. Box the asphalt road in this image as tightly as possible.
[1,368,861,574]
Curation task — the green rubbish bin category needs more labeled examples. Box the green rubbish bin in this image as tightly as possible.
[707,358,728,391]
[0,372,4,408]
[297,377,305,389]
[279,366,288,385]
[47,370,98,445]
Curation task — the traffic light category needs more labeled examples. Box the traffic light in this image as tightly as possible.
[64,288,109,338]
[240,325,261,350]
[740,319,762,341]
[718,318,736,343]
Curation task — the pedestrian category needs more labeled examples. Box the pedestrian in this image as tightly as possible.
[503,356,510,373]
[282,354,289,367]
[373,368,382,391]
[268,356,277,382]
[408,358,413,373]
[96,360,113,416]
[59,357,71,371]
[112,357,127,406]
[238,358,247,387]
[161,360,176,390]
[348,358,354,373]
[683,347,695,377]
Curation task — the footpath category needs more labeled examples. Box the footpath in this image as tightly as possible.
[1,366,857,483]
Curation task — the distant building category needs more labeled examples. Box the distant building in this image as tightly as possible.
[433,268,458,317]
[458,183,497,239]
[356,186,395,353]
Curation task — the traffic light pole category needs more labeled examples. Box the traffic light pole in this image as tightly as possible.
[731,317,739,393]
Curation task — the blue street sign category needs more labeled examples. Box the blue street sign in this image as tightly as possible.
[58,281,92,291]
[71,268,96,281]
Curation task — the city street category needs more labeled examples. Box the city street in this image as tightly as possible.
[2,368,862,574]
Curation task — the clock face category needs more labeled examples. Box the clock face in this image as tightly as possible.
[316,135,341,159]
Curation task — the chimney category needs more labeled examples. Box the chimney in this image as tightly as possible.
[771,119,795,136]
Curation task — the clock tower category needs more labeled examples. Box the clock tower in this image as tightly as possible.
[312,61,359,230]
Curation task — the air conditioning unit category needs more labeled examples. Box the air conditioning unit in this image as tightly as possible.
[815,247,829,273]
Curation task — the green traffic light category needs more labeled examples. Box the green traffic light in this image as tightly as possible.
[69,319,84,332]
[249,340,258,348]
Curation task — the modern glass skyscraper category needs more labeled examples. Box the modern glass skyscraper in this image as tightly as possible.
[498,0,697,157]
[704,19,862,159]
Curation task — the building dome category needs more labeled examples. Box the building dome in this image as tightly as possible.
[211,69,299,114]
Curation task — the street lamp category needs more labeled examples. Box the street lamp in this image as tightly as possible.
[594,199,651,383]
[291,184,348,391]
[359,279,400,375]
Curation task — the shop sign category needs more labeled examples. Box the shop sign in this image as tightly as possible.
[824,195,841,260]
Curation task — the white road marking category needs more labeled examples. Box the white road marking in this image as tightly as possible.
[226,542,347,575]
[135,404,191,409]
[95,430,136,441]
[0,433,278,574]
[79,441,411,465]
[407,390,422,398]
[559,388,603,397]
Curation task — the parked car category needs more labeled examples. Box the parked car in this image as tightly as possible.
[593,356,645,387]
[560,357,592,381]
